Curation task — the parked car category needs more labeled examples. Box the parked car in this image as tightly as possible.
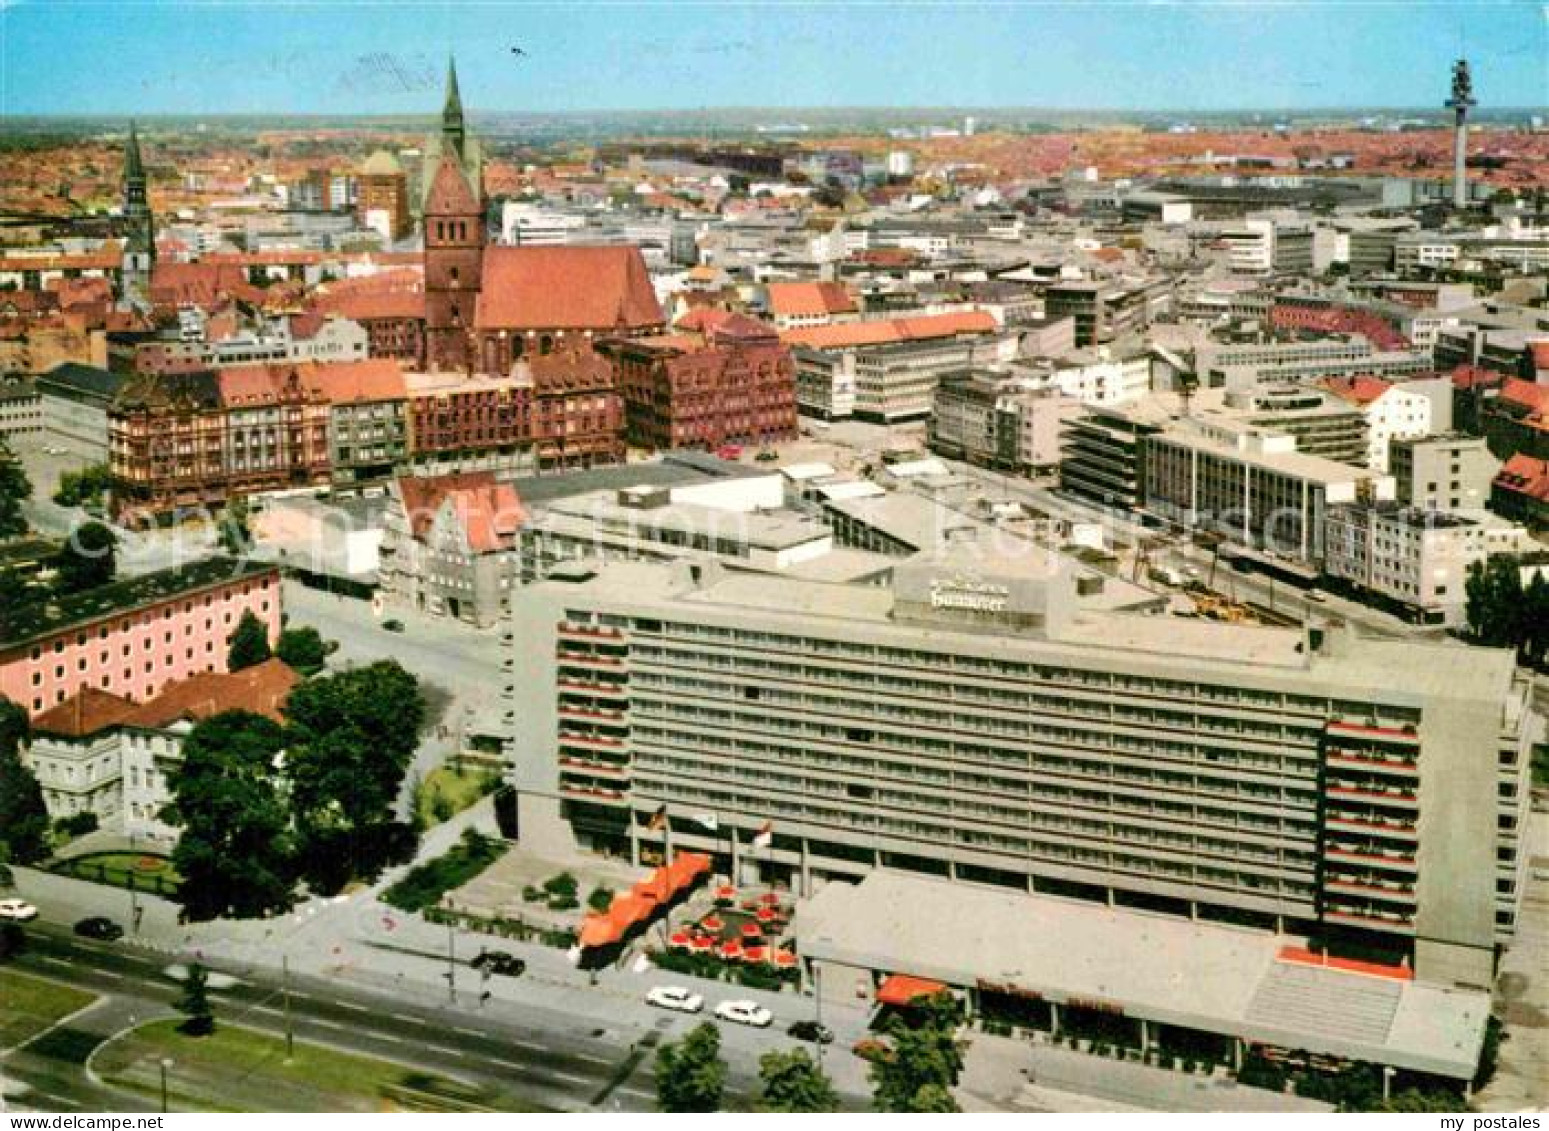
[382,618,405,633]
[646,985,704,1014]
[1305,588,1327,604]
[714,999,773,1028]
[754,449,779,462]
[0,899,39,922]
[74,916,123,941]
[470,949,525,977]
[853,1037,894,1063]
[788,1019,835,1044]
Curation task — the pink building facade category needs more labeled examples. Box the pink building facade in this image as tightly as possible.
[0,561,282,717]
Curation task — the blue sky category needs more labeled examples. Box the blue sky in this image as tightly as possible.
[0,1,1544,115]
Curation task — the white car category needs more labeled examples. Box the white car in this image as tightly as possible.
[0,899,39,922]
[646,985,704,1014]
[714,999,774,1028]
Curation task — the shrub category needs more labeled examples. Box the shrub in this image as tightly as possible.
[382,830,506,912]
[543,871,578,897]
[54,811,99,838]
[586,886,613,912]
[547,894,579,912]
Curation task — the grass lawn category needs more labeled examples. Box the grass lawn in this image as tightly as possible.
[51,852,180,895]
[0,970,97,1050]
[415,763,501,827]
[97,1019,543,1112]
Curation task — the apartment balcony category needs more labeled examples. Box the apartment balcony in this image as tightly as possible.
[1325,720,1419,745]
[557,650,626,670]
[1325,814,1417,840]
[557,677,628,698]
[558,732,626,750]
[1322,907,1414,935]
[1323,845,1416,871]
[558,782,626,803]
[558,756,628,777]
[1324,784,1418,810]
[1323,876,1416,903]
[558,621,625,642]
[558,703,627,723]
[1325,749,1418,777]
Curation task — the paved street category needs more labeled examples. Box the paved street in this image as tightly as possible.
[2,867,876,1112]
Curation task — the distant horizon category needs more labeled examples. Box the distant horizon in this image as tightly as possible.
[1,1,1545,118]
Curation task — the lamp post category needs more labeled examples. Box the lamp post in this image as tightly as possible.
[159,1057,174,1113]
[813,962,825,1069]
[446,918,457,1004]
[282,954,294,1059]
[1382,1065,1396,1102]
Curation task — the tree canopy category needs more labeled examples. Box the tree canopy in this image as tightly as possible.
[870,992,965,1113]
[275,625,328,674]
[0,439,31,540]
[52,520,117,594]
[1465,557,1549,669]
[163,710,295,921]
[757,1048,839,1113]
[0,697,48,866]
[226,609,273,672]
[283,661,425,887]
[655,1022,726,1112]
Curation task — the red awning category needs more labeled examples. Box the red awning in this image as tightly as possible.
[579,914,623,949]
[876,973,949,1007]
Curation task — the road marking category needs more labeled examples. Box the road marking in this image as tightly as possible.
[390,1012,421,1024]
[547,1070,589,1085]
[93,970,124,981]
[572,1052,610,1066]
[309,1018,347,1030]
[427,1044,469,1059]
[371,1032,406,1044]
[454,1026,483,1037]
[619,1085,655,1100]
[33,955,71,967]
[248,1004,282,1016]
[333,1001,370,1013]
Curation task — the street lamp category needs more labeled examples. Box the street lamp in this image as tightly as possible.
[159,1057,174,1113]
[1382,1065,1396,1102]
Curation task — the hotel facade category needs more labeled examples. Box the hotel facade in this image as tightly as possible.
[506,544,1536,999]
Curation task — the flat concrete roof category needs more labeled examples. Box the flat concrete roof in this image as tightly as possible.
[795,870,1489,1079]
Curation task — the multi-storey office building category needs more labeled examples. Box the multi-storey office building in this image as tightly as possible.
[1389,433,1499,513]
[506,541,1536,995]
[1143,416,1395,562]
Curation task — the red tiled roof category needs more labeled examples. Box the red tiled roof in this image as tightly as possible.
[32,688,138,739]
[314,287,425,322]
[298,358,406,404]
[123,659,299,729]
[475,246,664,332]
[1320,374,1393,407]
[395,472,526,553]
[1499,377,1549,416]
[675,308,778,343]
[783,310,998,350]
[1494,453,1549,503]
[765,280,858,318]
[1450,364,1508,391]
[1528,341,1549,371]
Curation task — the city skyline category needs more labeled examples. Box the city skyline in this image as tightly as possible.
[1,0,1545,117]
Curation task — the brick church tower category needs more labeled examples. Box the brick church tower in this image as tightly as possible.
[423,60,484,373]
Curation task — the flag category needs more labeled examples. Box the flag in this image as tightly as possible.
[693,812,719,831]
[646,804,668,832]
[751,820,773,849]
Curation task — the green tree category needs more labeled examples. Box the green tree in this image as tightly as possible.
[1522,574,1549,670]
[870,992,965,1113]
[0,439,31,540]
[52,463,112,509]
[176,962,215,1036]
[0,564,40,640]
[655,1021,726,1112]
[284,661,425,886]
[275,625,327,674]
[1465,557,1523,650]
[757,1048,839,1112]
[51,521,116,594]
[164,710,295,922]
[1379,1088,1470,1113]
[225,610,272,672]
[0,697,49,866]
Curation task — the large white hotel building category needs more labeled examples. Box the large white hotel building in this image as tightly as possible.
[506,536,1537,1079]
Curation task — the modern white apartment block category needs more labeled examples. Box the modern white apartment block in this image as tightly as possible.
[1323,504,1532,625]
